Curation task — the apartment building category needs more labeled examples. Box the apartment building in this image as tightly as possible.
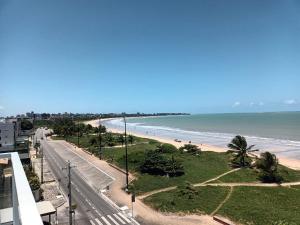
[0,122,15,148]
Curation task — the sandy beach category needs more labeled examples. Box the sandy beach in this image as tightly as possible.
[87,119,300,170]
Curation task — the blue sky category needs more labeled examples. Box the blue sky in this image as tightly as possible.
[1,0,299,116]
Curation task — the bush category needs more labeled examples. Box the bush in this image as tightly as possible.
[179,144,201,155]
[140,151,184,177]
[177,181,198,199]
[89,137,98,146]
[156,143,177,153]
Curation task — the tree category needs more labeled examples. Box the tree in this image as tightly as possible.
[21,119,33,130]
[165,155,184,176]
[85,124,93,133]
[89,137,98,146]
[140,151,184,176]
[156,143,177,153]
[117,134,125,146]
[104,132,115,146]
[256,151,282,183]
[98,125,107,133]
[128,135,134,145]
[179,144,200,155]
[227,135,258,167]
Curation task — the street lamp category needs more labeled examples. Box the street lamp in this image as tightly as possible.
[98,117,102,160]
[123,114,129,192]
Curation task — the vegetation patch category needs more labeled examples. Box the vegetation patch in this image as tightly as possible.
[144,185,229,214]
[218,165,300,183]
[218,186,300,225]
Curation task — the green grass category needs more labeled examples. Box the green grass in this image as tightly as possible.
[112,149,231,194]
[218,186,300,225]
[144,186,230,214]
[218,166,300,183]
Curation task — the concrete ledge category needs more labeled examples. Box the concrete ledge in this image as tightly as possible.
[213,216,233,225]
[108,163,127,175]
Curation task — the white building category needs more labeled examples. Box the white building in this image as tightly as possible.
[0,122,15,149]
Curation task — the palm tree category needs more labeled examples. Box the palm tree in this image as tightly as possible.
[128,135,134,145]
[256,151,282,183]
[227,135,258,167]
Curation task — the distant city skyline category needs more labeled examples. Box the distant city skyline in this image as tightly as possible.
[1,0,300,116]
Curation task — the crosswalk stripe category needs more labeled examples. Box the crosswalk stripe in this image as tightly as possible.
[117,212,131,223]
[113,214,125,225]
[95,218,103,225]
[101,216,112,225]
[107,215,120,225]
[90,220,96,225]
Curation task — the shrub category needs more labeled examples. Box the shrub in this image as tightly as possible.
[156,143,177,153]
[179,144,201,155]
[140,151,184,177]
[177,181,198,199]
[89,137,98,146]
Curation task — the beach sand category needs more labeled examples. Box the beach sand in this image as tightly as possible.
[87,119,300,170]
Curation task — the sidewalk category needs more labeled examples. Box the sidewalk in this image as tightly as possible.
[54,140,220,225]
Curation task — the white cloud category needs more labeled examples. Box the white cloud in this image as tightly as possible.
[284,99,297,105]
[0,105,4,110]
[258,102,264,106]
[232,101,240,107]
[249,102,254,107]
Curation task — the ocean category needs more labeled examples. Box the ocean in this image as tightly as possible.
[102,112,300,160]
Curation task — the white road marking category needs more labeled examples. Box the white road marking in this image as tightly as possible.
[117,213,131,223]
[113,214,125,224]
[95,218,103,225]
[101,216,112,225]
[96,210,102,217]
[90,219,97,225]
[107,215,120,225]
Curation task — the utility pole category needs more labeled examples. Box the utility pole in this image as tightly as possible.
[77,122,80,146]
[63,161,75,225]
[123,115,129,192]
[98,117,102,160]
[41,145,44,184]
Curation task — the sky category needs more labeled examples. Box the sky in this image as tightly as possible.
[0,0,300,116]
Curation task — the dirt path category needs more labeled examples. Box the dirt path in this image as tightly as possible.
[210,186,234,216]
[139,168,240,199]
[194,181,300,187]
[138,186,177,200]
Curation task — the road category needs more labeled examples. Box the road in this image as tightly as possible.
[35,128,136,225]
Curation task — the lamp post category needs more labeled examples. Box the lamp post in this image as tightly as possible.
[123,115,129,192]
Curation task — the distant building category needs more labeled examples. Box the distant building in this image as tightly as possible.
[0,118,32,163]
[0,122,15,148]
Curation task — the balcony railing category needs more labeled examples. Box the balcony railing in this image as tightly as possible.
[0,152,43,225]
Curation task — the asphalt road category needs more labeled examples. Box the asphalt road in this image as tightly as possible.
[35,129,135,225]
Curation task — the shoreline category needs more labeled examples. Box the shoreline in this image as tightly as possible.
[87,119,300,170]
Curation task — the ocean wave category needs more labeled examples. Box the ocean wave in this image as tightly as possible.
[103,118,300,156]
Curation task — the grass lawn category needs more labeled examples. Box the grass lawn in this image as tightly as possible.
[218,186,300,225]
[144,186,230,214]
[102,142,231,194]
[218,166,300,183]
